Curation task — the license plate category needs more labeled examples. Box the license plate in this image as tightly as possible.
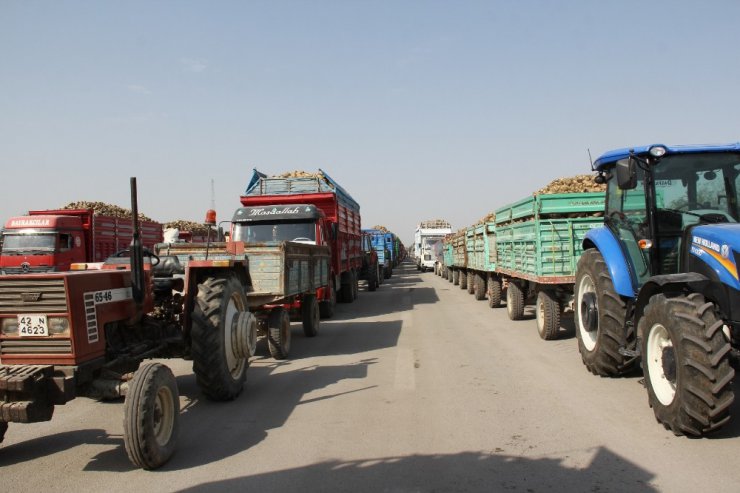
[17,314,49,337]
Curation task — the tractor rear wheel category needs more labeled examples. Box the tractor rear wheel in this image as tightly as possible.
[302,294,320,337]
[506,281,525,320]
[268,307,292,359]
[474,272,486,300]
[124,362,179,470]
[574,249,634,376]
[536,290,561,340]
[640,293,734,436]
[487,276,502,308]
[191,274,249,400]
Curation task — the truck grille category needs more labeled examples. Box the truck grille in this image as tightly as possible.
[0,278,68,314]
[0,339,72,354]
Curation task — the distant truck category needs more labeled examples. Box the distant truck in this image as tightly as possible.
[363,229,392,280]
[241,169,363,312]
[415,220,453,272]
[0,209,162,274]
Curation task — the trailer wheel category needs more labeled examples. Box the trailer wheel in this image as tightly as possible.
[339,272,353,303]
[506,281,525,320]
[268,307,292,359]
[487,276,502,308]
[640,293,734,436]
[474,272,486,300]
[124,362,179,470]
[466,271,475,295]
[352,270,359,300]
[574,249,634,376]
[452,269,459,285]
[459,270,467,290]
[0,422,7,444]
[302,294,320,337]
[319,281,336,319]
[368,265,378,291]
[536,290,561,340]
[385,265,392,279]
[191,274,249,400]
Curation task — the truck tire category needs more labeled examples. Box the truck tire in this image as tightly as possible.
[339,272,353,303]
[319,282,336,319]
[536,290,561,340]
[448,268,454,283]
[368,265,378,292]
[352,270,359,300]
[474,272,486,300]
[574,249,634,376]
[487,276,502,308]
[302,294,320,337]
[506,281,525,320]
[467,271,475,295]
[0,422,7,444]
[268,307,291,359]
[640,293,734,436]
[191,274,249,400]
[124,362,179,470]
[459,270,467,290]
[452,269,459,285]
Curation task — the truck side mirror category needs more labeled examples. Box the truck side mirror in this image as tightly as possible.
[616,158,637,190]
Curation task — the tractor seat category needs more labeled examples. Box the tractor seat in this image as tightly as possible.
[152,256,185,278]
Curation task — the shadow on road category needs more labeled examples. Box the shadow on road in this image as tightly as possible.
[176,447,658,492]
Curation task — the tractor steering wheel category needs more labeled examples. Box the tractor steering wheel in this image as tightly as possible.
[112,248,161,266]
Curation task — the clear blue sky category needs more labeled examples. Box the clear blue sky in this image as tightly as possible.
[2,1,739,245]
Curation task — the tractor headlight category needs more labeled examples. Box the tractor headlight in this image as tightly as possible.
[649,145,667,158]
[48,317,70,335]
[1,318,19,335]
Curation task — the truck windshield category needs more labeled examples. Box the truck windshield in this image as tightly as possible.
[232,221,316,243]
[1,233,57,252]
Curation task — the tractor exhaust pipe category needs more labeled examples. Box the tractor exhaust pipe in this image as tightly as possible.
[129,177,145,307]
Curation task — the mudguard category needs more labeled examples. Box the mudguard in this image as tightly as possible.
[583,226,636,297]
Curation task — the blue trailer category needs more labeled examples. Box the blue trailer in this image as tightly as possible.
[363,229,392,281]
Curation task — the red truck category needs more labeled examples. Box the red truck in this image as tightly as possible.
[240,169,363,317]
[0,209,162,274]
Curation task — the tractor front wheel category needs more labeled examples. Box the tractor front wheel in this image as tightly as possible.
[124,362,179,470]
[640,293,734,436]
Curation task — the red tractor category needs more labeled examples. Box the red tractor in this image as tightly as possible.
[0,178,256,469]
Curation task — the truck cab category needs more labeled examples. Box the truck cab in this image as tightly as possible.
[230,204,328,246]
[1,215,86,274]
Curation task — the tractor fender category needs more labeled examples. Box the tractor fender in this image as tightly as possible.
[583,227,635,297]
[634,272,710,338]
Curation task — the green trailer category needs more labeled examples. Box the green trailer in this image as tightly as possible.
[448,231,468,288]
[492,192,604,339]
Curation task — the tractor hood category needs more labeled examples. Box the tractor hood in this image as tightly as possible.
[689,223,740,288]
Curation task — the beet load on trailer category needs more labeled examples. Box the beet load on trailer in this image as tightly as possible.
[0,178,261,470]
[241,169,363,308]
[0,209,162,274]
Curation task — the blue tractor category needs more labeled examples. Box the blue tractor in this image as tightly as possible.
[575,143,739,436]
[363,229,392,281]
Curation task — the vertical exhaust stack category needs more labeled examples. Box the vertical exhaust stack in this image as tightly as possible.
[129,177,145,307]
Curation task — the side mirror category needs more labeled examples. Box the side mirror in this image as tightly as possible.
[616,158,637,190]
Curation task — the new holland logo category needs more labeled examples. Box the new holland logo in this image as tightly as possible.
[21,262,31,273]
[21,292,43,302]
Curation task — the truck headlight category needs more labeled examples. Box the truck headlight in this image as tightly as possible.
[649,145,667,157]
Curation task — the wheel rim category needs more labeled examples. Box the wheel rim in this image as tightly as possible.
[577,274,598,351]
[153,385,175,447]
[225,295,246,378]
[646,323,676,406]
[536,295,545,332]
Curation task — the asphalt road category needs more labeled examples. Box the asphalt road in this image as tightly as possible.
[2,262,740,492]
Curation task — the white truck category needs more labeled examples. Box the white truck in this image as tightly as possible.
[414,220,452,272]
